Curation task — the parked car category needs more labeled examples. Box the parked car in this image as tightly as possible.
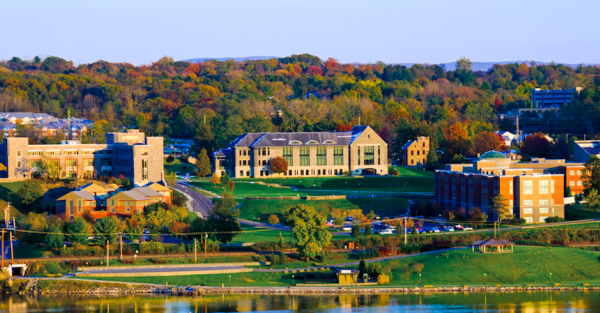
[463,226,474,231]
[427,228,440,233]
[445,227,454,232]
[342,226,352,231]
[345,216,354,221]
[454,225,464,231]
[377,229,394,235]
[375,215,381,220]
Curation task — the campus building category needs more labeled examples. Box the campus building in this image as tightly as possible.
[531,87,582,108]
[573,140,600,163]
[56,182,172,220]
[0,129,164,185]
[400,136,430,167]
[212,126,388,178]
[435,151,585,223]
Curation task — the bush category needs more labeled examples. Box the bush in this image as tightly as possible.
[377,274,390,284]
[546,216,565,224]
[121,259,136,264]
[150,258,168,264]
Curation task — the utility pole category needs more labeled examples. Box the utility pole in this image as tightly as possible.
[194,238,197,263]
[494,222,497,239]
[404,217,407,245]
[515,115,520,147]
[10,232,14,261]
[1,229,4,267]
[204,233,207,259]
[106,240,109,267]
[120,234,123,261]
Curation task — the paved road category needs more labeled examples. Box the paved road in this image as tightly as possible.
[79,265,247,275]
[174,183,213,218]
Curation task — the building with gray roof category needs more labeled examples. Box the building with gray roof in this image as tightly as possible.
[212,126,388,178]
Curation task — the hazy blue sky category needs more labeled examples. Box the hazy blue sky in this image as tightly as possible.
[2,0,598,65]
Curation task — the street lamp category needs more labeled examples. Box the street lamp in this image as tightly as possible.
[550,273,552,284]
[484,273,487,286]
[292,275,295,286]
[229,275,231,287]
[419,273,422,285]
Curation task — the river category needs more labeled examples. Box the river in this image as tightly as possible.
[2,292,600,312]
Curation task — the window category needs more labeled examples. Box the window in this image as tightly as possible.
[510,181,513,195]
[523,200,533,206]
[570,170,574,175]
[317,147,327,166]
[523,208,533,214]
[30,160,42,168]
[334,146,343,166]
[300,147,310,166]
[570,181,575,186]
[126,202,130,206]
[66,160,77,167]
[509,200,513,206]
[283,147,294,166]
[306,140,319,145]
[577,181,582,186]
[525,217,533,223]
[539,199,548,206]
[83,159,93,167]
[240,170,243,176]
[551,199,554,205]
[364,146,374,165]
[358,146,361,165]
[141,149,149,156]
[523,181,533,194]
[111,200,114,206]
[577,170,582,175]
[28,151,43,156]
[540,207,549,214]
[16,151,21,157]
[378,146,381,165]
[551,180,554,193]
[46,150,61,156]
[82,150,95,155]
[64,150,79,155]
[539,180,548,194]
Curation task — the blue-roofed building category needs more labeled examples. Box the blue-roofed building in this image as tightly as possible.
[212,126,388,178]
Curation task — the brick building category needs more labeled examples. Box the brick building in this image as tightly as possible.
[0,129,164,185]
[435,151,585,223]
[212,126,388,178]
[400,136,430,167]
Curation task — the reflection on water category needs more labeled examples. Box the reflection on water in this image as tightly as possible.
[1,291,600,312]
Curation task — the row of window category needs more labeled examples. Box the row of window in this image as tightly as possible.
[524,217,548,223]
[256,169,345,177]
[522,199,554,206]
[523,207,550,214]
[569,181,582,187]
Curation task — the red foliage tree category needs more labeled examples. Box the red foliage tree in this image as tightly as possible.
[494,97,503,110]
[472,131,504,155]
[269,156,288,175]
[335,123,353,132]
[306,66,323,76]
[521,132,552,158]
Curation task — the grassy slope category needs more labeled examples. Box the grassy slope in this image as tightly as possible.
[0,181,27,218]
[565,204,600,220]
[164,158,192,175]
[373,246,600,286]
[237,197,409,221]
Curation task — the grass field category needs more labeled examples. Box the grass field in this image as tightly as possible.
[0,181,28,218]
[565,204,600,220]
[237,197,410,221]
[164,158,192,174]
[369,246,600,286]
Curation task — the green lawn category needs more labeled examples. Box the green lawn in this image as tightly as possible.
[565,204,600,220]
[89,269,335,287]
[191,181,310,198]
[13,243,53,258]
[0,181,28,217]
[237,197,410,221]
[164,158,192,174]
[365,246,600,286]
[389,166,435,177]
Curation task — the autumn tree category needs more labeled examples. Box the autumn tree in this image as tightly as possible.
[284,204,332,261]
[582,155,600,193]
[491,194,512,222]
[443,122,471,160]
[21,212,48,245]
[194,149,212,178]
[473,131,504,155]
[521,132,552,158]
[586,189,600,212]
[269,156,288,176]
[268,214,280,227]
[209,173,220,187]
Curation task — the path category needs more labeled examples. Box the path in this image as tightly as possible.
[173,182,214,218]
[78,265,248,276]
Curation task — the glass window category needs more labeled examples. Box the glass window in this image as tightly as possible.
[539,180,548,194]
[300,147,310,166]
[334,146,344,166]
[525,217,533,223]
[570,181,575,186]
[364,146,374,165]
[540,207,549,213]
[83,159,94,167]
[523,200,533,206]
[551,180,554,193]
[66,160,77,167]
[523,208,533,214]
[570,170,574,175]
[577,181,582,186]
[141,149,149,156]
[577,170,582,175]
[523,181,533,195]
[283,147,293,166]
[317,147,327,166]
[539,199,548,206]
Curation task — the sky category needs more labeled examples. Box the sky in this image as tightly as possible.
[2,0,599,66]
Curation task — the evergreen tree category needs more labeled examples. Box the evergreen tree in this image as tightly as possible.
[194,149,212,178]
[364,224,373,236]
[46,224,64,249]
[67,217,91,245]
[351,223,362,237]
[93,216,119,247]
[194,123,214,153]
[207,192,241,244]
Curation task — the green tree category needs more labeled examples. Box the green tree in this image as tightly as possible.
[166,171,177,186]
[125,212,146,241]
[565,186,572,197]
[284,204,332,261]
[367,210,376,221]
[194,123,215,153]
[582,155,600,192]
[194,149,212,178]
[45,224,65,249]
[491,194,512,222]
[364,224,373,236]
[333,216,345,230]
[456,56,472,71]
[586,188,600,212]
[66,217,91,245]
[21,212,48,245]
[207,192,241,244]
[93,216,119,247]
[17,180,43,209]
[220,172,231,188]
[351,223,362,238]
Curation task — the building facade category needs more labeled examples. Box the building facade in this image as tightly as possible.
[212,126,388,178]
[0,129,164,185]
[435,151,585,223]
[531,87,582,108]
[400,136,430,167]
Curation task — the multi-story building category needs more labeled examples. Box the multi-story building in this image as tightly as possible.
[0,129,164,185]
[435,151,585,223]
[400,136,429,167]
[573,140,600,163]
[531,87,582,108]
[56,182,171,220]
[212,126,388,178]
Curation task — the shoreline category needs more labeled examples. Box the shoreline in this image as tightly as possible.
[10,279,600,296]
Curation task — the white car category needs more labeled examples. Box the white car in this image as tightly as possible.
[445,227,454,232]
[377,229,394,235]
[342,226,352,231]
[463,226,474,231]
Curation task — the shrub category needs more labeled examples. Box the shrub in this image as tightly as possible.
[150,258,168,264]
[377,274,390,284]
[121,259,136,264]
[546,216,565,224]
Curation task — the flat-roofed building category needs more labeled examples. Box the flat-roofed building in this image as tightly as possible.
[435,151,585,223]
[0,129,164,185]
[531,87,582,108]
[212,126,388,178]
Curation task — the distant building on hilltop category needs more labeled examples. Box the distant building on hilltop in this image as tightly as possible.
[400,136,430,167]
[531,87,582,108]
[212,126,388,178]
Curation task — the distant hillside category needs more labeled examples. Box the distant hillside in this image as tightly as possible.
[182,56,278,63]
[401,61,592,72]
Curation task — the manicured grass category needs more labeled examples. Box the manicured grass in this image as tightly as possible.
[389,166,435,177]
[91,269,335,287]
[191,181,310,198]
[565,204,600,221]
[164,158,192,174]
[366,246,600,286]
[237,198,409,222]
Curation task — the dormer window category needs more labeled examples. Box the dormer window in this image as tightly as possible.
[290,140,302,145]
[323,140,336,144]
[306,140,319,145]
